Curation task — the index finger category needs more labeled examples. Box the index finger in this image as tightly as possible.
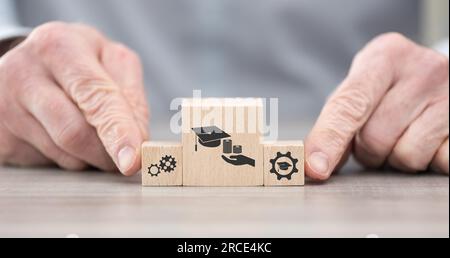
[32,24,144,175]
[100,42,150,140]
[305,35,403,180]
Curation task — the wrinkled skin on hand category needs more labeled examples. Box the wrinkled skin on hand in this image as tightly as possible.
[305,33,449,180]
[0,22,150,175]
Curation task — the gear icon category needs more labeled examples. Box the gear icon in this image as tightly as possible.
[148,164,161,177]
[270,152,299,181]
[159,155,177,173]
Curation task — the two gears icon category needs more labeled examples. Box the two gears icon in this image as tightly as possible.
[148,155,177,177]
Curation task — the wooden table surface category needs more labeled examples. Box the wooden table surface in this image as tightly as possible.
[0,123,448,238]
[0,164,448,238]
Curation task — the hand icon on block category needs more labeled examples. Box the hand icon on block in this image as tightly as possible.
[222,155,255,167]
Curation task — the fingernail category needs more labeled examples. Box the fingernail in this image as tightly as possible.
[118,146,136,174]
[308,152,330,177]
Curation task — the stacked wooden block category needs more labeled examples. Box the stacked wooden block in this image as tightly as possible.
[142,98,304,187]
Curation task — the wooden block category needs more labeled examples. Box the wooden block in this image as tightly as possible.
[263,141,305,186]
[142,142,183,186]
[182,98,264,186]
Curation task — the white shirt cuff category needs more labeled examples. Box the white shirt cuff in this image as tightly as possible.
[0,26,31,42]
[434,38,449,58]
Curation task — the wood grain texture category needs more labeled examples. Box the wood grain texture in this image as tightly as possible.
[182,98,264,186]
[142,142,183,186]
[0,165,448,237]
[263,141,305,186]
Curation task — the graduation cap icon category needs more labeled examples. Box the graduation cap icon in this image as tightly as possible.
[192,126,231,151]
[277,162,293,171]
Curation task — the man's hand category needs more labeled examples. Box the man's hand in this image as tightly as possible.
[0,22,150,176]
[306,33,449,180]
